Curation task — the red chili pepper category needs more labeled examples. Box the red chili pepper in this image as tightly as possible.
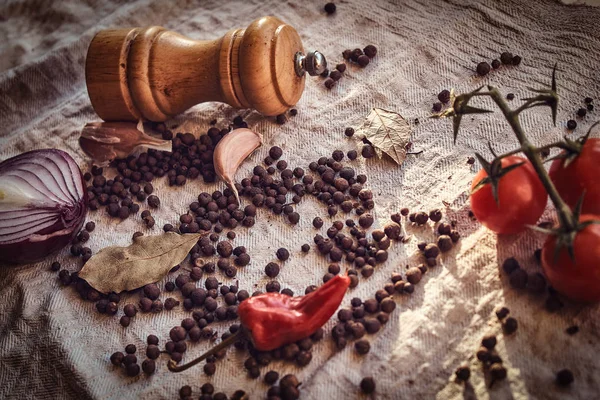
[238,274,351,351]
[168,274,350,372]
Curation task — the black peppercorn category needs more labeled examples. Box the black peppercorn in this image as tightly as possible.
[438,89,451,104]
[566,119,577,130]
[423,244,440,259]
[110,351,124,366]
[276,248,290,261]
[350,48,363,62]
[126,363,140,377]
[204,362,216,375]
[124,304,137,318]
[288,212,300,224]
[481,335,497,350]
[509,268,528,289]
[360,377,376,394]
[265,262,280,278]
[142,359,156,375]
[324,2,336,14]
[330,70,342,81]
[503,317,518,334]
[491,59,501,69]
[577,108,587,118]
[437,235,453,252]
[361,144,375,158]
[363,44,377,58]
[556,369,574,386]
[500,51,513,64]
[147,195,160,208]
[357,54,370,67]
[506,93,515,100]
[496,307,510,320]
[324,78,335,89]
[455,365,471,382]
[429,209,442,222]
[512,55,522,66]
[476,61,491,76]
[490,363,507,381]
[432,102,442,112]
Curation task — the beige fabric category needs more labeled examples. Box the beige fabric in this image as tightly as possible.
[1,0,600,399]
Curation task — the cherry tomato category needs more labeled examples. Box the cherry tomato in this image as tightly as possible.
[541,214,600,303]
[470,156,547,234]
[549,138,600,215]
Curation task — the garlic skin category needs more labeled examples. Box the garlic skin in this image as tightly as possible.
[213,128,263,203]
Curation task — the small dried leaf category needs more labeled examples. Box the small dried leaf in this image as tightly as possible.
[355,108,411,165]
[79,232,203,294]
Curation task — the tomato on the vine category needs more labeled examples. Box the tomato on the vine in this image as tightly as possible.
[549,138,600,215]
[470,156,547,234]
[541,214,600,303]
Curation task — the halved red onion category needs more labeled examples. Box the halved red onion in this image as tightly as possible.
[0,149,88,264]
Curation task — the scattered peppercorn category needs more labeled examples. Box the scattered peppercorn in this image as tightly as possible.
[147,195,160,208]
[455,365,471,382]
[324,78,335,89]
[503,317,518,334]
[269,146,283,160]
[491,59,500,69]
[481,335,497,350]
[509,268,528,289]
[577,108,587,118]
[360,377,376,394]
[500,52,513,64]
[490,363,507,381]
[324,2,336,14]
[357,55,370,67]
[276,114,287,124]
[566,119,577,130]
[362,144,375,158]
[476,62,491,76]
[432,102,442,112]
[512,55,522,66]
[495,307,510,320]
[556,369,574,386]
[506,93,515,100]
[363,45,377,58]
[566,325,579,335]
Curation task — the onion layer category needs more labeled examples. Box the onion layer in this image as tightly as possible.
[0,149,88,264]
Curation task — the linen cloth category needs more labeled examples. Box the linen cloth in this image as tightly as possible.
[1,0,600,399]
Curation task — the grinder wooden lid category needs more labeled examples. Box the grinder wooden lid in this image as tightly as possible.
[237,16,306,117]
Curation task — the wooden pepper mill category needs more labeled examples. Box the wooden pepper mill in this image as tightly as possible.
[85,16,326,122]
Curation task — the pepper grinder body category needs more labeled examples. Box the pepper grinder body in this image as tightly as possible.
[85,16,316,122]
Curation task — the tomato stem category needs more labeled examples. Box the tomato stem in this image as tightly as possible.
[482,87,576,231]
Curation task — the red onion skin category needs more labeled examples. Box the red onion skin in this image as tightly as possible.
[0,149,88,264]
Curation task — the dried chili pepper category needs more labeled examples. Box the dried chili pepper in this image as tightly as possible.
[168,274,350,372]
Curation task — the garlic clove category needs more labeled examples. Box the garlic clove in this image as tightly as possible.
[213,128,263,204]
[80,121,172,165]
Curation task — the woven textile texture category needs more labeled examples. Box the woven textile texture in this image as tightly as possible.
[1,0,599,399]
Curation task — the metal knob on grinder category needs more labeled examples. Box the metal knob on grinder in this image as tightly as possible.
[85,16,327,122]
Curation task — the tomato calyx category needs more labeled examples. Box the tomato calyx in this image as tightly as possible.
[531,194,600,262]
[471,151,525,206]
[547,121,599,168]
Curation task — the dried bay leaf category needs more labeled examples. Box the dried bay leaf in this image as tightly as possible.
[355,108,411,165]
[79,232,203,294]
